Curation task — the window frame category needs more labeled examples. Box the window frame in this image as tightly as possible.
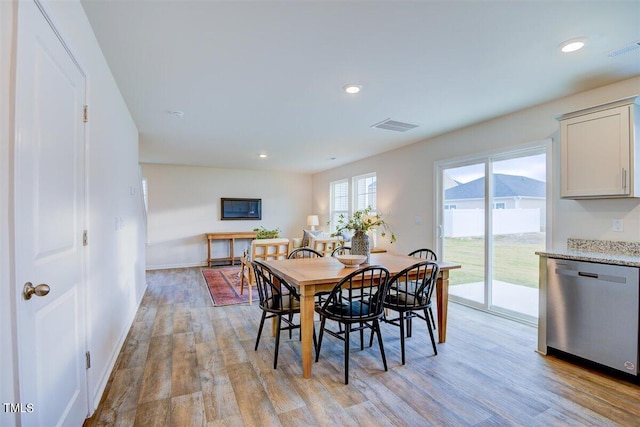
[352,172,377,213]
[329,178,349,231]
[328,172,378,232]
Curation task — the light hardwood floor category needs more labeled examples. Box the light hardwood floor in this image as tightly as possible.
[85,267,640,426]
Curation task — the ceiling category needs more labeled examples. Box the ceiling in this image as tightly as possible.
[80,0,640,174]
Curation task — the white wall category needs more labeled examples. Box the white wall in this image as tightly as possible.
[47,1,147,411]
[142,163,312,269]
[312,76,640,254]
[1,0,147,421]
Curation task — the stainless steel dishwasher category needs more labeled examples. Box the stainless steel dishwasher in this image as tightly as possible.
[546,258,639,375]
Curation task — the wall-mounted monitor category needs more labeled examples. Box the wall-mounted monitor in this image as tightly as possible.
[220,198,262,220]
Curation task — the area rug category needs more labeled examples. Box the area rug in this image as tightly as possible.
[202,266,257,306]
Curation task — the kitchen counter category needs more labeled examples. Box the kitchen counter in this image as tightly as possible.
[536,238,640,268]
[535,249,640,267]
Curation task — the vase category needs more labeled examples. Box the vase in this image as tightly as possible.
[351,231,370,264]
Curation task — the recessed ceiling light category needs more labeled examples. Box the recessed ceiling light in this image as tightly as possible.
[560,38,587,53]
[343,84,362,94]
[259,154,267,158]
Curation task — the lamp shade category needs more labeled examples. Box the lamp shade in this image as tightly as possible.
[306,215,319,227]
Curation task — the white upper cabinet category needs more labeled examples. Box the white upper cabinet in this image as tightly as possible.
[559,97,639,199]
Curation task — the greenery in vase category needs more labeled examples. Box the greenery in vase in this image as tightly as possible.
[329,206,396,243]
[253,226,280,239]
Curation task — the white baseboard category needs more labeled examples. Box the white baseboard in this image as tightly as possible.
[146,261,207,270]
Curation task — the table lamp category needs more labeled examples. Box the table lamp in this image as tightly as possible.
[306,215,319,231]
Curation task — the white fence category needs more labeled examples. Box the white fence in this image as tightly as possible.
[444,208,540,237]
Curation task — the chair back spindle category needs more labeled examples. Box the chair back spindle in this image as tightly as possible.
[408,248,437,261]
[330,245,352,257]
[287,247,323,259]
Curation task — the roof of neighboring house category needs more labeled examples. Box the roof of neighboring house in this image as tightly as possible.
[445,174,545,200]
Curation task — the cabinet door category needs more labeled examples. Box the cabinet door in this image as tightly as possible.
[560,105,631,198]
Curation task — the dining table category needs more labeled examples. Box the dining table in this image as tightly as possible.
[263,252,461,379]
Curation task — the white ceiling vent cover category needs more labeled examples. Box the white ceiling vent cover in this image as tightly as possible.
[371,118,419,132]
[608,41,640,57]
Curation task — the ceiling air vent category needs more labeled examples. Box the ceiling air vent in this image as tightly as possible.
[370,118,419,132]
[608,41,640,58]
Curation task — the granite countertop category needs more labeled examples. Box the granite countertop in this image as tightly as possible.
[536,238,640,268]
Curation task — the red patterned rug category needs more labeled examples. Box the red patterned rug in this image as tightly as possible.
[202,266,257,306]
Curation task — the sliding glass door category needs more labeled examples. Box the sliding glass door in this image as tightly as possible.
[437,146,547,323]
[442,161,486,306]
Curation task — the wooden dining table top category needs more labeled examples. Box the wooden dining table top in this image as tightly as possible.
[264,252,461,288]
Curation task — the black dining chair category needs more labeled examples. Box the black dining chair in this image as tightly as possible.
[408,248,437,261]
[314,265,391,384]
[330,245,351,257]
[407,248,438,329]
[252,260,307,369]
[382,260,440,364]
[288,247,324,259]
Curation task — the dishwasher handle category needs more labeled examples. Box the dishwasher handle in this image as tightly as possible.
[578,271,598,279]
[555,267,627,284]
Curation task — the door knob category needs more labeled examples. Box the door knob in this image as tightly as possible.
[23,282,50,300]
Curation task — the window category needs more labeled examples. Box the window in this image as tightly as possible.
[141,177,148,214]
[493,202,506,209]
[330,179,349,229]
[444,204,457,210]
[329,172,378,231]
[140,174,149,243]
[353,172,377,212]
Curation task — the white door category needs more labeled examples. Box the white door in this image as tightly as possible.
[14,1,88,426]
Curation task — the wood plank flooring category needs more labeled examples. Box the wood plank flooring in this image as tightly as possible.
[85,267,640,426]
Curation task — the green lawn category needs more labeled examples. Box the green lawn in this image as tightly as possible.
[444,233,544,288]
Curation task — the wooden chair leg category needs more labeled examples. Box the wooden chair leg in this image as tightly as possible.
[240,261,253,305]
[246,266,253,305]
[240,263,246,295]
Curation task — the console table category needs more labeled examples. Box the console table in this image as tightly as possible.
[206,232,257,266]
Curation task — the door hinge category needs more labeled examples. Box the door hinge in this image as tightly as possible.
[83,230,88,246]
[83,105,89,123]
[85,351,91,369]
